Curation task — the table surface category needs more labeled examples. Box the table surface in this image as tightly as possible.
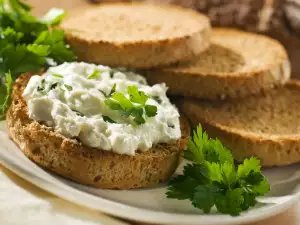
[0,0,299,225]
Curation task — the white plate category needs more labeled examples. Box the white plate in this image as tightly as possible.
[0,121,299,225]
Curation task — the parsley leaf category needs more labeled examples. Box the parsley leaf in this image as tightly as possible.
[145,104,157,117]
[237,157,261,179]
[184,125,233,165]
[215,188,244,216]
[72,109,84,117]
[109,83,116,96]
[104,85,157,125]
[52,73,63,78]
[64,84,72,91]
[1,44,47,79]
[8,0,31,14]
[192,184,221,213]
[49,82,59,90]
[152,96,162,104]
[167,175,200,200]
[0,0,75,119]
[34,30,75,64]
[0,71,12,118]
[87,69,100,79]
[166,124,270,216]
[128,85,148,105]
[103,115,116,123]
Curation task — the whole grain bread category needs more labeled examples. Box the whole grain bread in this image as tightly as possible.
[181,80,300,167]
[7,74,190,189]
[60,2,211,69]
[143,28,291,100]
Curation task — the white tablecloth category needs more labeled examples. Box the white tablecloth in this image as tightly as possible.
[0,165,130,225]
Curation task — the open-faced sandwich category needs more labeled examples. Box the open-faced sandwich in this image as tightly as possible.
[7,62,190,189]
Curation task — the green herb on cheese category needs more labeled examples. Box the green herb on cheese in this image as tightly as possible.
[168,124,175,129]
[64,84,72,91]
[52,73,64,78]
[72,109,84,117]
[36,79,45,92]
[87,69,100,79]
[109,84,116,96]
[100,84,117,98]
[109,69,119,78]
[105,85,157,125]
[103,115,116,123]
[166,124,270,216]
[152,96,162,104]
[50,82,59,90]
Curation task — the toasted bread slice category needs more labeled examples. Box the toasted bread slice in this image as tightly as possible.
[143,28,290,99]
[7,74,190,189]
[60,3,211,69]
[181,81,300,167]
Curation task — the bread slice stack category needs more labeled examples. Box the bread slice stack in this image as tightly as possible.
[59,2,299,167]
[143,26,298,167]
[61,2,211,68]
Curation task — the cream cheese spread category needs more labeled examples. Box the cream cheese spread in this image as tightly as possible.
[23,62,181,155]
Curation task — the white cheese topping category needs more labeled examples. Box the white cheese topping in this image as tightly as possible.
[23,62,181,155]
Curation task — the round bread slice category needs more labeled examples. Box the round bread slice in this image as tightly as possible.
[181,80,300,167]
[60,3,211,69]
[7,74,190,189]
[143,28,291,99]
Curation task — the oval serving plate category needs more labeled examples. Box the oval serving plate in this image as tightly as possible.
[0,121,299,225]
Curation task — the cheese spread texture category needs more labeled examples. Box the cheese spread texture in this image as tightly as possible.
[23,62,181,155]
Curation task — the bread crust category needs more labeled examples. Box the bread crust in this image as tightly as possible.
[182,81,300,167]
[60,3,211,69]
[7,74,190,189]
[144,28,291,100]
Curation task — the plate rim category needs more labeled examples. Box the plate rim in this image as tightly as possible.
[0,120,299,225]
[0,149,300,225]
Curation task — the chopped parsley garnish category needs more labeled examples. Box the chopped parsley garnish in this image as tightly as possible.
[0,0,76,119]
[52,73,64,78]
[72,109,84,117]
[168,124,175,129]
[104,85,157,125]
[145,105,157,117]
[109,69,119,78]
[98,89,107,97]
[166,125,270,216]
[36,79,46,92]
[50,82,59,90]
[153,96,162,104]
[103,115,116,123]
[99,84,116,97]
[109,84,116,96]
[64,84,72,91]
[87,69,100,79]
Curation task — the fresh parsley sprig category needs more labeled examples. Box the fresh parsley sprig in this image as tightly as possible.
[0,0,76,118]
[0,71,12,119]
[105,85,157,125]
[166,125,270,216]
